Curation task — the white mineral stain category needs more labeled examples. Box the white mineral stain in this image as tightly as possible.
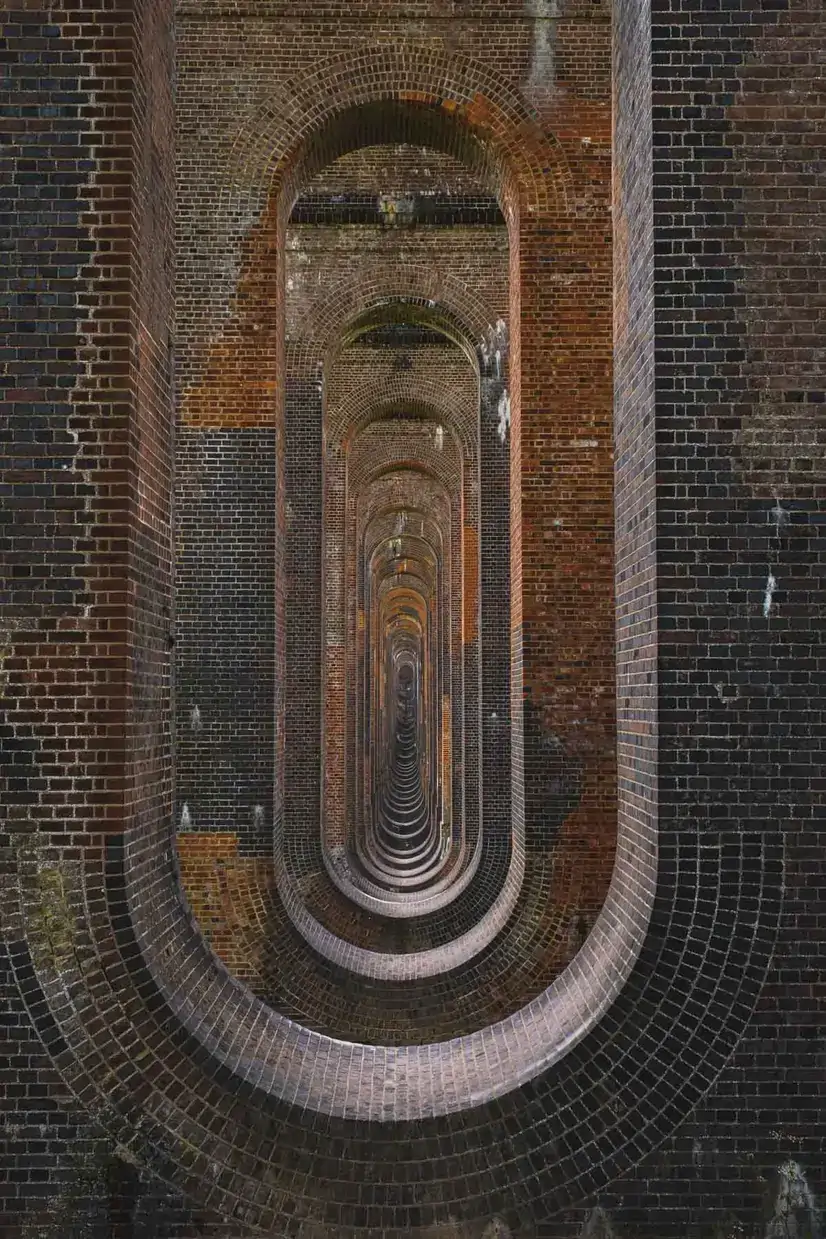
[497,391,511,445]
[771,498,790,532]
[525,0,557,96]
[765,1161,821,1239]
[580,1206,618,1239]
[480,319,508,371]
[763,571,778,617]
[482,1218,512,1239]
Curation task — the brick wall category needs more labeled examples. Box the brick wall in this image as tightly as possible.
[2,4,187,1233]
[3,1,824,1236]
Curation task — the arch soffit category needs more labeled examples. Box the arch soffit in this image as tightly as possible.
[356,456,461,504]
[344,399,467,445]
[225,44,573,219]
[362,510,448,562]
[288,273,498,381]
[349,425,463,486]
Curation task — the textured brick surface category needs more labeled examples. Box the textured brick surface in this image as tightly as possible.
[172,0,618,1003]
[2,1,824,1236]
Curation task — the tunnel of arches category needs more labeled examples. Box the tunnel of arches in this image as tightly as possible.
[169,76,624,1078]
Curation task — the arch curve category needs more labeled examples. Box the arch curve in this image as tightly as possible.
[226,44,574,217]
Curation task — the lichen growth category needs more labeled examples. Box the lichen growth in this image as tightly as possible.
[19,1135,112,1239]
[27,863,76,971]
[0,629,12,694]
[581,1206,618,1239]
[765,1161,822,1239]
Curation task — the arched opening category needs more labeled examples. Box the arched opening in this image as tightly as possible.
[272,124,522,961]
[159,61,630,1108]
[318,310,489,920]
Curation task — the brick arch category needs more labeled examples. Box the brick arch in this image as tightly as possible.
[8,5,803,1234]
[334,301,483,373]
[226,43,573,220]
[343,400,475,468]
[184,271,498,431]
[330,368,479,460]
[349,432,464,488]
[318,310,492,932]
[285,283,492,912]
[316,354,487,930]
[287,271,500,383]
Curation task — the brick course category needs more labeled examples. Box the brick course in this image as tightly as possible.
[2,2,824,1236]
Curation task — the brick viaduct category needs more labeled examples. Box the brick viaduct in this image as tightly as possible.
[2,2,824,1237]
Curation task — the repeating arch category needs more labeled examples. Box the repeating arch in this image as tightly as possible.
[5,21,786,1239]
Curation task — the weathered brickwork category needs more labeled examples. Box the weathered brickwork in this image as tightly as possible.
[173,0,618,1005]
[2,1,824,1237]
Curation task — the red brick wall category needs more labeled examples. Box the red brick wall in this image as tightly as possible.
[174,0,617,985]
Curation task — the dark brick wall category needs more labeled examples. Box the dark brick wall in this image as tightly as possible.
[1,5,195,1234]
[174,428,276,851]
[2,15,103,1227]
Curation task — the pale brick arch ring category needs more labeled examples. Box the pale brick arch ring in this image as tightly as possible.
[121,71,656,1109]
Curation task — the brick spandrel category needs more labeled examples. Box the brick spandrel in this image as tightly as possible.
[2,1,824,1237]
